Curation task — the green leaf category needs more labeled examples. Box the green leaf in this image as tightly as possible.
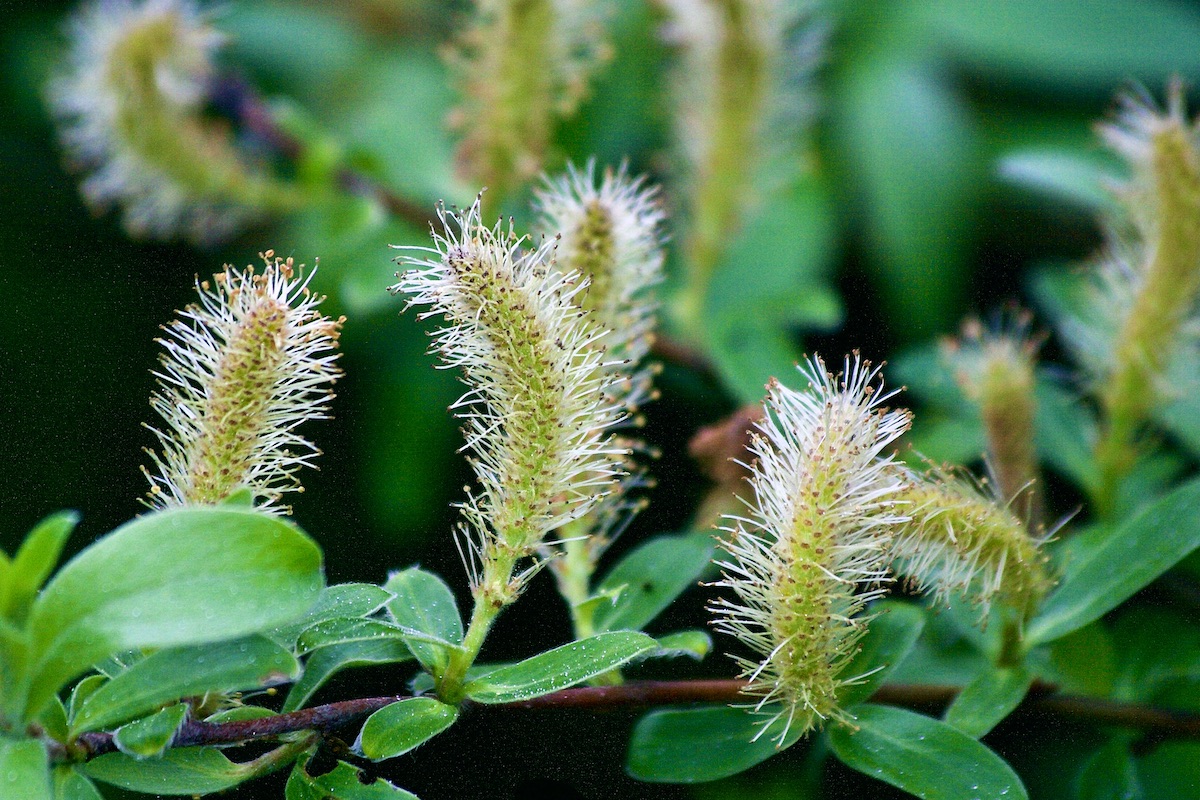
[37,696,69,743]
[1111,609,1200,702]
[283,638,414,713]
[828,704,1027,799]
[52,767,104,800]
[837,602,926,709]
[1028,478,1200,644]
[383,568,463,675]
[649,630,711,661]
[23,507,323,720]
[73,635,299,733]
[271,583,395,647]
[111,703,187,759]
[465,631,657,703]
[626,705,802,783]
[355,698,458,761]
[704,173,842,401]
[0,511,78,623]
[288,759,420,800]
[0,736,51,800]
[1076,740,1144,800]
[82,747,248,795]
[593,532,714,633]
[921,0,1200,93]
[944,667,1032,738]
[296,618,410,655]
[66,675,107,723]
[995,149,1116,212]
[833,57,980,340]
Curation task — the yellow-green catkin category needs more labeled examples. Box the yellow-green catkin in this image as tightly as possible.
[945,313,1043,531]
[712,355,911,742]
[663,0,799,337]
[144,254,344,513]
[49,0,297,242]
[1082,88,1200,512]
[391,196,630,698]
[891,471,1053,623]
[449,0,609,213]
[532,163,666,637]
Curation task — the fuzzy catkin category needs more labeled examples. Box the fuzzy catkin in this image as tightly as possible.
[890,471,1053,621]
[49,0,289,242]
[144,255,343,512]
[391,197,629,605]
[712,355,911,742]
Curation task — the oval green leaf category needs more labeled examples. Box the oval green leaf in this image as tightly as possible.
[1028,478,1200,644]
[384,567,462,674]
[24,507,323,719]
[271,583,395,646]
[288,759,421,800]
[943,667,1032,739]
[594,532,714,633]
[836,601,926,709]
[73,635,298,733]
[1,511,78,623]
[828,704,1027,800]
[52,767,104,800]
[355,697,458,761]
[627,704,803,783]
[296,618,409,655]
[111,703,187,759]
[464,631,657,703]
[284,638,414,713]
[82,747,248,795]
[0,736,51,800]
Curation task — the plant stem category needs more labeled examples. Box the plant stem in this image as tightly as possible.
[52,678,1200,766]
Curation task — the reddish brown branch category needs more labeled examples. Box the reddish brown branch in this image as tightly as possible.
[50,678,1200,766]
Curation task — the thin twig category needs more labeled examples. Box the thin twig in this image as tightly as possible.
[48,679,1200,766]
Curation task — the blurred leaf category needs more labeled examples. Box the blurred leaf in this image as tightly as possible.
[1030,622,1116,697]
[1110,609,1200,702]
[834,57,980,339]
[704,172,842,401]
[464,631,657,703]
[384,567,463,675]
[837,602,926,709]
[648,630,712,661]
[24,508,323,721]
[82,747,247,795]
[222,1,365,98]
[944,666,1032,738]
[995,150,1115,212]
[73,635,299,733]
[284,639,414,713]
[0,736,50,800]
[593,532,714,633]
[37,696,68,743]
[921,0,1200,94]
[1136,741,1200,800]
[0,511,77,624]
[288,759,420,800]
[1028,478,1200,643]
[828,705,1027,799]
[111,703,187,759]
[1076,739,1143,800]
[52,767,103,800]
[627,705,803,783]
[355,697,458,761]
